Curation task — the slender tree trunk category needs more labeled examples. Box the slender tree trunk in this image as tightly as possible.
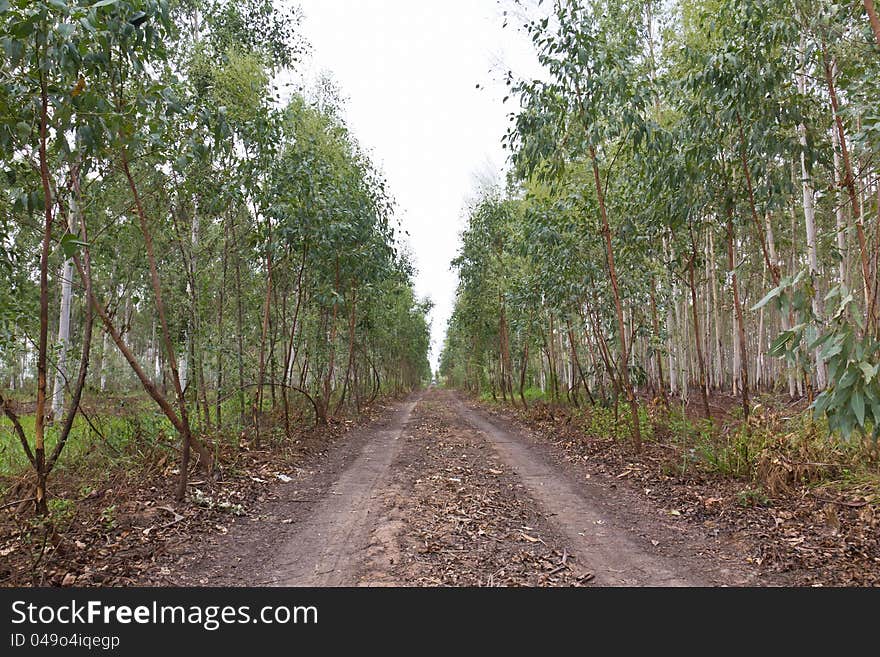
[336,289,358,415]
[566,320,593,406]
[687,234,712,420]
[234,228,246,426]
[254,246,273,447]
[649,283,669,408]
[864,0,880,47]
[47,169,94,474]
[282,242,308,438]
[216,218,229,428]
[121,151,202,500]
[708,230,723,392]
[33,63,52,515]
[737,114,780,286]
[664,246,677,396]
[519,341,529,409]
[546,313,559,402]
[499,299,514,401]
[830,126,849,288]
[50,208,75,422]
[726,215,750,422]
[99,329,110,391]
[798,50,827,388]
[589,146,641,451]
[823,49,875,333]
[763,212,797,398]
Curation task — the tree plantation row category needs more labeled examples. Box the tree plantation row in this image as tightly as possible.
[0,0,431,515]
[440,0,880,456]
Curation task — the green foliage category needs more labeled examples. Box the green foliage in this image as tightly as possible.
[736,487,770,507]
[0,0,430,509]
[758,274,880,445]
[444,0,880,470]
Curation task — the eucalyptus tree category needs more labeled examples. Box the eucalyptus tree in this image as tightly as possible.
[0,0,432,517]
[505,0,653,450]
[451,194,520,401]
[0,0,131,513]
[445,0,878,451]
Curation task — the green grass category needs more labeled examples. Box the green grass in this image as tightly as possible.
[479,387,561,404]
[0,407,177,479]
[580,404,655,443]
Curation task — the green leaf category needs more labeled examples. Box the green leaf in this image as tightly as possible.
[751,285,782,311]
[58,233,88,259]
[15,121,30,142]
[819,335,844,361]
[768,330,793,357]
[92,0,119,7]
[807,331,832,352]
[129,11,148,27]
[859,362,878,385]
[851,391,865,428]
[839,368,858,390]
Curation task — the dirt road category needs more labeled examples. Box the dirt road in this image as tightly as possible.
[173,388,765,587]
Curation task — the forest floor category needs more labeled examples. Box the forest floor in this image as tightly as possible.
[135,388,805,587]
[3,387,877,586]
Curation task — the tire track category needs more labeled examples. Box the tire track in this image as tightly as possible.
[257,397,418,586]
[454,393,698,586]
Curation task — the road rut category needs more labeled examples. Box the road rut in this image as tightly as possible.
[169,388,764,587]
[256,398,417,585]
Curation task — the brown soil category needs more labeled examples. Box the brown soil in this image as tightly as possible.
[475,396,880,586]
[6,388,874,587]
[0,399,398,586]
[143,389,787,587]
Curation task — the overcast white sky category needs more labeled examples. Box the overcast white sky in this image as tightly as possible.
[288,0,540,371]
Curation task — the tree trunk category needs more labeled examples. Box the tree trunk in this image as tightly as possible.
[216,218,229,428]
[50,212,75,423]
[546,313,559,402]
[798,49,827,389]
[864,0,880,47]
[708,230,723,392]
[649,283,669,408]
[33,65,52,515]
[589,146,641,451]
[830,125,849,289]
[234,227,246,426]
[121,151,203,500]
[47,169,94,474]
[282,242,308,438]
[823,49,875,333]
[499,298,514,401]
[737,114,780,286]
[726,215,750,422]
[254,245,273,447]
[687,233,712,420]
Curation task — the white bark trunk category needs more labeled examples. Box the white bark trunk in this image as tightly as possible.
[798,48,826,389]
[50,259,73,422]
[50,185,79,421]
[99,330,109,391]
[829,60,849,290]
